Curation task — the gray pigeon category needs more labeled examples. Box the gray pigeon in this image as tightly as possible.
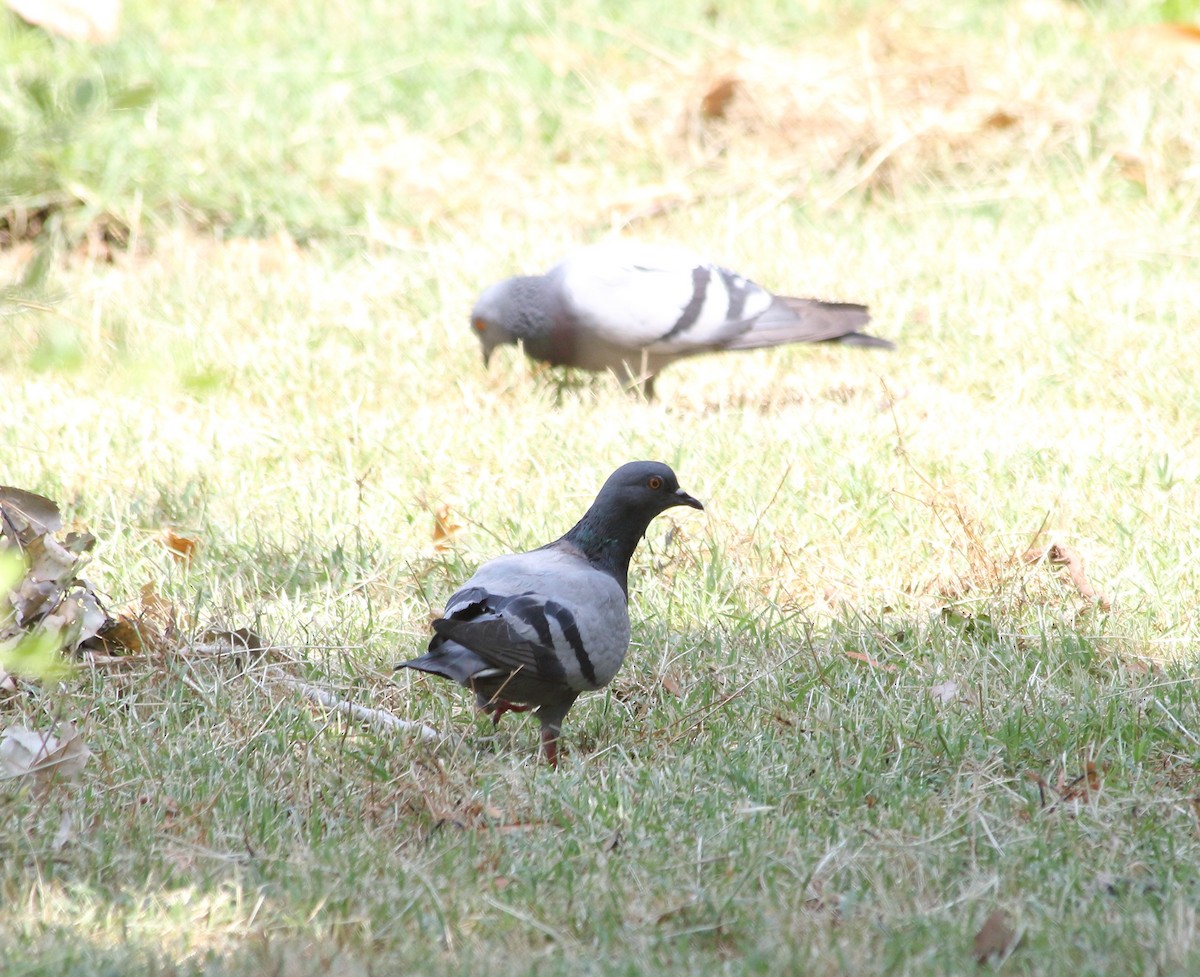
[397,461,703,766]
[470,241,893,397]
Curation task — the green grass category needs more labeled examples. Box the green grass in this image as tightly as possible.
[3,0,1200,974]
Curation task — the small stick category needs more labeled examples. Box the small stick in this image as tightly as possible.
[262,669,443,741]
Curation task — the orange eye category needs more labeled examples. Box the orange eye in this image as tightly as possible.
[472,317,487,333]
[647,476,663,490]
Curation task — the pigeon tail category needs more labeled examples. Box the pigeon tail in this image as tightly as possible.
[722,297,889,350]
[831,331,896,350]
[397,641,491,685]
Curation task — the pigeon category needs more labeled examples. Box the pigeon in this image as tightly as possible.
[397,461,703,766]
[470,241,893,397]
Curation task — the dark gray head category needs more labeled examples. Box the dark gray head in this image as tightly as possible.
[592,461,703,518]
[562,461,703,592]
[471,275,557,366]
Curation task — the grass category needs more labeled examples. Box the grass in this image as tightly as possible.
[3,0,1200,973]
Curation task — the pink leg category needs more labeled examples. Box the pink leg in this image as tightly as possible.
[482,699,532,726]
[541,728,560,768]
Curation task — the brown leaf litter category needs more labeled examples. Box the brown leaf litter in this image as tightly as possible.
[430,502,463,554]
[160,529,199,566]
[2,487,268,676]
[1022,543,1112,611]
[1025,760,1106,813]
[973,908,1020,963]
[0,720,90,796]
[1,485,106,667]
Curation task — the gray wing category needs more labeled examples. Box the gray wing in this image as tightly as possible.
[558,242,888,353]
[556,242,775,353]
[429,587,602,693]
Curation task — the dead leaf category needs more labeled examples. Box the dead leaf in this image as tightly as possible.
[1061,761,1103,802]
[1023,543,1112,610]
[973,909,1018,963]
[0,486,62,532]
[40,589,107,649]
[700,75,740,119]
[661,674,682,697]
[983,109,1019,130]
[845,650,898,672]
[85,613,157,655]
[0,721,90,793]
[80,582,184,659]
[431,503,462,553]
[139,581,179,633]
[602,830,621,853]
[161,530,198,566]
[4,0,120,42]
[930,680,959,704]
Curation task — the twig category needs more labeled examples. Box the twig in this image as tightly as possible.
[262,668,443,741]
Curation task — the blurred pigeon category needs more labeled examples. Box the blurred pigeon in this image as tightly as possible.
[397,461,703,766]
[470,242,892,397]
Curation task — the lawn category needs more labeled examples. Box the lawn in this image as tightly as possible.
[2,0,1200,974]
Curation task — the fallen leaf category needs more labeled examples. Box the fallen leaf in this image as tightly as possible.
[845,650,898,672]
[0,485,62,532]
[85,613,157,655]
[602,830,621,853]
[161,530,198,565]
[930,680,959,704]
[431,503,462,553]
[139,581,178,633]
[1023,543,1112,610]
[661,674,682,697]
[25,534,79,587]
[0,721,90,793]
[35,590,103,655]
[983,109,1019,129]
[973,909,1018,963]
[700,75,740,119]
[1061,761,1104,802]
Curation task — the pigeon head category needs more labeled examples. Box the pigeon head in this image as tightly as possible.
[471,275,557,366]
[594,461,704,518]
[562,461,702,593]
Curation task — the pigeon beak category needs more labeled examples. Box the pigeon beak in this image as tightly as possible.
[481,344,493,368]
[673,488,704,511]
